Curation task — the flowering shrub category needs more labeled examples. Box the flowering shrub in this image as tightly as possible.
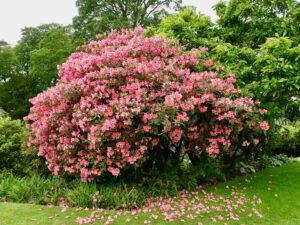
[26,28,269,182]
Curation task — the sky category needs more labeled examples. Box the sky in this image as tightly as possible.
[0,0,222,46]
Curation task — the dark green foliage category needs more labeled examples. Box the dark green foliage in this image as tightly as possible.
[0,43,18,83]
[237,161,258,174]
[0,74,33,120]
[29,27,74,94]
[235,154,291,175]
[261,154,292,168]
[20,130,50,177]
[72,0,183,44]
[15,23,61,73]
[0,25,74,119]
[179,162,226,191]
[0,44,29,119]
[269,121,300,156]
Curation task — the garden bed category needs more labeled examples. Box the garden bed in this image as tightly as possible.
[1,162,299,224]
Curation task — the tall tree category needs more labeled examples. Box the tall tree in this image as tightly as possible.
[154,7,300,120]
[214,0,300,48]
[0,42,17,84]
[0,26,74,119]
[0,41,31,119]
[29,27,74,94]
[72,0,183,44]
[0,74,32,119]
[15,23,61,73]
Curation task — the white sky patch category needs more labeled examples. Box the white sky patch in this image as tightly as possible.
[0,0,222,46]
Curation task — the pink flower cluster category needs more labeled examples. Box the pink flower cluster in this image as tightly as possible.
[25,28,268,181]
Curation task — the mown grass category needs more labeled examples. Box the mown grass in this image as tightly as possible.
[0,162,300,225]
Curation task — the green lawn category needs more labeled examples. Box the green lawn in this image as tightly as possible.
[1,162,300,225]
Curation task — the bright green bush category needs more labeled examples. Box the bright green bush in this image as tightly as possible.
[0,108,8,118]
[0,116,48,176]
[154,7,220,49]
[0,117,24,173]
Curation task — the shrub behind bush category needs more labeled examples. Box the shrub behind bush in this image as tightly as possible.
[0,117,24,173]
[270,122,300,157]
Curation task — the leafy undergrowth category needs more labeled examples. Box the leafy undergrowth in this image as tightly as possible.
[1,163,300,225]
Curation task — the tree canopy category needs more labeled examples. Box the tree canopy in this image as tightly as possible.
[29,27,74,94]
[15,23,62,74]
[0,25,74,119]
[154,3,300,121]
[214,0,300,48]
[72,0,183,44]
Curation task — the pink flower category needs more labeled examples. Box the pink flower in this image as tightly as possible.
[200,47,208,53]
[253,139,259,145]
[259,109,267,114]
[61,207,67,212]
[107,167,120,176]
[259,121,270,130]
[242,140,250,147]
[143,126,152,132]
[170,128,183,143]
[203,60,214,67]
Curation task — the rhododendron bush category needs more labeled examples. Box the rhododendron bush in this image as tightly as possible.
[25,28,269,182]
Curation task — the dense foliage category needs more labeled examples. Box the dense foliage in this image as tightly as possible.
[270,121,300,156]
[29,27,74,94]
[15,23,62,73]
[0,117,24,173]
[26,28,269,181]
[154,7,219,49]
[72,0,183,44]
[214,0,300,48]
[155,6,300,121]
[0,25,74,120]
